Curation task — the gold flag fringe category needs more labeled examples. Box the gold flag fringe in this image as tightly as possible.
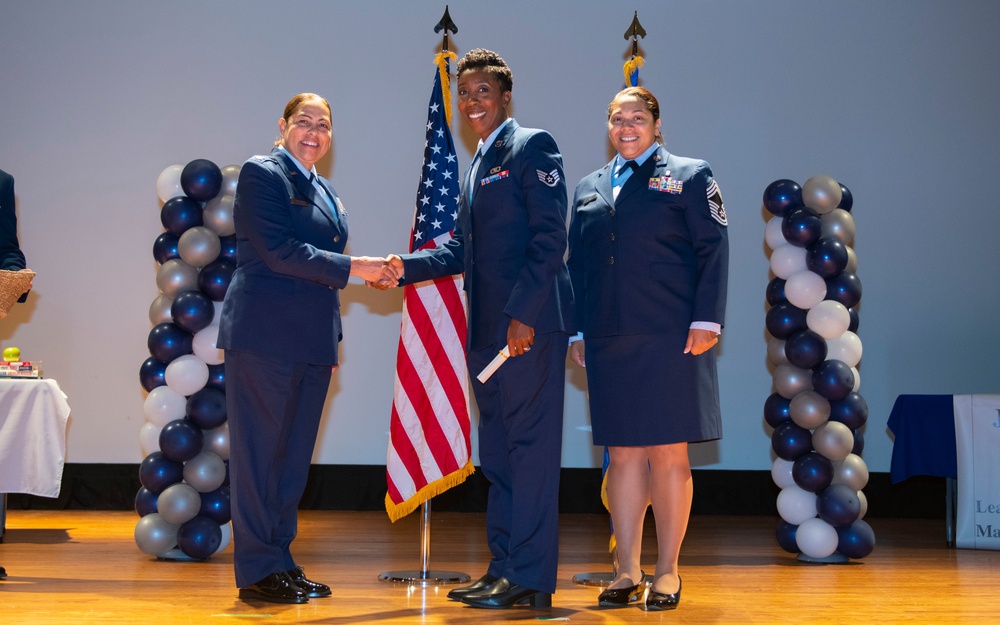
[622,55,645,86]
[385,459,475,523]
[434,50,458,128]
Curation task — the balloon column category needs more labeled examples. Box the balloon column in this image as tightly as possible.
[763,176,875,562]
[136,159,239,560]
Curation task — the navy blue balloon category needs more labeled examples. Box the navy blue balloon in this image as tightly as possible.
[764,392,792,428]
[187,387,227,430]
[812,360,855,401]
[781,207,822,248]
[818,484,861,527]
[825,272,862,308]
[765,302,808,340]
[785,329,828,370]
[181,159,223,202]
[159,419,204,463]
[806,238,849,278]
[771,421,813,461]
[766,277,787,306]
[218,235,238,264]
[829,392,868,430]
[763,179,803,217]
[837,184,853,212]
[160,196,203,236]
[776,520,799,553]
[139,357,168,392]
[792,451,834,493]
[206,363,226,392]
[135,487,159,517]
[198,259,235,301]
[139,451,184,493]
[848,307,860,333]
[852,429,865,456]
[171,290,215,334]
[177,515,223,559]
[198,486,231,524]
[837,519,875,558]
[153,232,180,264]
[147,322,193,363]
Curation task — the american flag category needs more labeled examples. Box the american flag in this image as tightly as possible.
[385,60,473,522]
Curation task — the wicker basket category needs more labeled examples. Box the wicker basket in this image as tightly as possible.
[0,270,34,318]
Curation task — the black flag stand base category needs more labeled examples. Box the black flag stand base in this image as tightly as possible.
[378,500,471,586]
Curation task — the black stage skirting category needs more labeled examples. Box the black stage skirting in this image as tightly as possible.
[6,465,944,519]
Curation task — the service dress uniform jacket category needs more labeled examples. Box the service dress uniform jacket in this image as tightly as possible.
[401,120,574,594]
[568,145,729,445]
[218,147,351,589]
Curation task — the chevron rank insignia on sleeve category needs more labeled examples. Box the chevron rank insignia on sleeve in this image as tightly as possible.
[707,179,727,226]
[537,169,560,187]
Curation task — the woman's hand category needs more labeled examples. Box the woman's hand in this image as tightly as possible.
[569,340,586,367]
[684,328,719,356]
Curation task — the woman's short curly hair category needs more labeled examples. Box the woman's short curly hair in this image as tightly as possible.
[457,48,513,93]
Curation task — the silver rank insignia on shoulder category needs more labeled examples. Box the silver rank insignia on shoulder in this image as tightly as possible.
[537,169,560,187]
[707,179,727,226]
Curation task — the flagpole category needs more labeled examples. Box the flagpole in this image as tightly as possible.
[572,10,650,589]
[379,7,469,586]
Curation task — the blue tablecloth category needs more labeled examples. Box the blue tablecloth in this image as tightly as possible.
[887,394,957,484]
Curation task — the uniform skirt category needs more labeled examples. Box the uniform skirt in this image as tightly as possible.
[585,332,722,447]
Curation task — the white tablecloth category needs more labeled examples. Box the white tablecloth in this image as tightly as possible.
[0,378,71,498]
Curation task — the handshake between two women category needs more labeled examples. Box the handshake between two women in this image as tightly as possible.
[349,254,405,290]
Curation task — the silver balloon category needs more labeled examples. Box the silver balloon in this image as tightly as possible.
[220,164,242,196]
[821,208,856,246]
[157,483,202,525]
[857,490,868,519]
[183,450,226,492]
[149,293,174,325]
[802,175,842,214]
[134,513,179,556]
[773,364,813,399]
[790,390,831,429]
[203,423,230,461]
[812,421,854,461]
[156,259,199,297]
[833,453,870,490]
[178,226,221,268]
[767,336,788,366]
[203,194,236,237]
[845,246,858,274]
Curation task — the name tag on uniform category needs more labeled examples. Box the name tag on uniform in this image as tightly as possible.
[290,197,310,206]
[649,177,683,194]
[481,170,509,186]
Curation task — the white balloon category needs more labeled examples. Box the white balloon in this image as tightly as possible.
[139,422,162,456]
[806,300,850,339]
[776,484,818,525]
[215,522,233,554]
[771,457,796,489]
[765,215,787,250]
[851,366,861,392]
[769,244,808,280]
[784,270,827,310]
[857,490,868,519]
[156,164,185,203]
[144,386,187,427]
[193,324,225,365]
[796,517,839,558]
[826,331,862,368]
[165,354,210,397]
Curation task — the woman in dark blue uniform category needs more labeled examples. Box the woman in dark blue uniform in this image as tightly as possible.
[567,87,729,611]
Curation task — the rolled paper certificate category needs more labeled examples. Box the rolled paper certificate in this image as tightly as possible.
[476,346,510,383]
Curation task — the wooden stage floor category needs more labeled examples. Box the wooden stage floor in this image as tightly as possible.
[1,510,998,624]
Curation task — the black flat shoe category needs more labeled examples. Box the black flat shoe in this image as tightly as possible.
[0,565,7,580]
[238,572,308,604]
[461,577,551,609]
[447,572,498,600]
[597,570,646,608]
[287,566,331,598]
[644,576,681,611]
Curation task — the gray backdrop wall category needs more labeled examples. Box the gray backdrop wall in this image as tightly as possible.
[2,0,998,473]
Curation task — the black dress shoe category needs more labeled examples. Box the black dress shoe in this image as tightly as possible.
[286,566,331,598]
[597,571,645,608]
[239,572,308,604]
[461,577,551,609]
[644,576,681,611]
[447,572,498,600]
[0,565,7,580]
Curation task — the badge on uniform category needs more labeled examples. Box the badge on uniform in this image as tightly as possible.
[649,176,683,194]
[707,179,727,226]
[537,169,560,187]
[481,170,509,186]
[335,197,348,217]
